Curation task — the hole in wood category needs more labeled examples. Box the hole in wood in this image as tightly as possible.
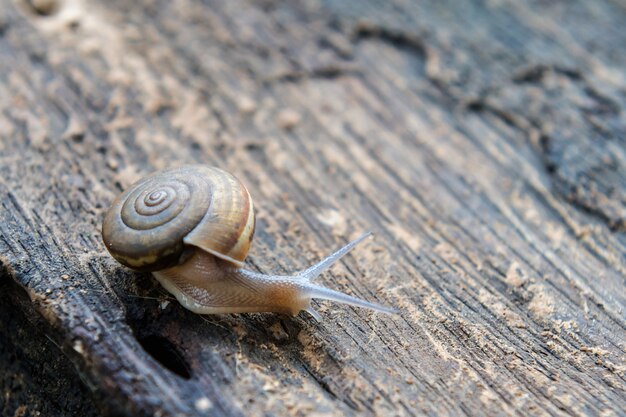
[137,335,192,380]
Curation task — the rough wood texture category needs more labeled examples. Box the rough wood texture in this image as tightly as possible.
[1,0,625,416]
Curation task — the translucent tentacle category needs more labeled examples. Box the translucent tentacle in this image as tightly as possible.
[295,232,398,315]
[305,306,323,321]
[306,284,399,315]
[298,232,372,281]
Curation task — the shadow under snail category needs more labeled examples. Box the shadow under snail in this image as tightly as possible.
[102,165,397,320]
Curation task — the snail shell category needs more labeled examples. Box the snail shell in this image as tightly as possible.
[102,166,255,272]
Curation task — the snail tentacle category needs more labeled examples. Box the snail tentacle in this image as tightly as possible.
[297,231,372,281]
[294,231,398,317]
[301,283,399,316]
[305,306,323,322]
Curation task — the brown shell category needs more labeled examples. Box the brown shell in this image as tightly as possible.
[102,166,255,271]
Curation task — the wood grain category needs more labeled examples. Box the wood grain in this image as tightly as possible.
[0,0,624,416]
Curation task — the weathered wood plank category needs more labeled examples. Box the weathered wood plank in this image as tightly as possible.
[1,0,624,416]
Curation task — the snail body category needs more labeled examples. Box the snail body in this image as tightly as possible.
[102,165,396,319]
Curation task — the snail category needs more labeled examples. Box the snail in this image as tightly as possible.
[102,165,397,320]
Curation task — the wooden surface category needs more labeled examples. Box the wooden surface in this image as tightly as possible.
[1,0,625,416]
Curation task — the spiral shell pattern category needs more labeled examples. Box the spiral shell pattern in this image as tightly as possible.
[102,166,255,271]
